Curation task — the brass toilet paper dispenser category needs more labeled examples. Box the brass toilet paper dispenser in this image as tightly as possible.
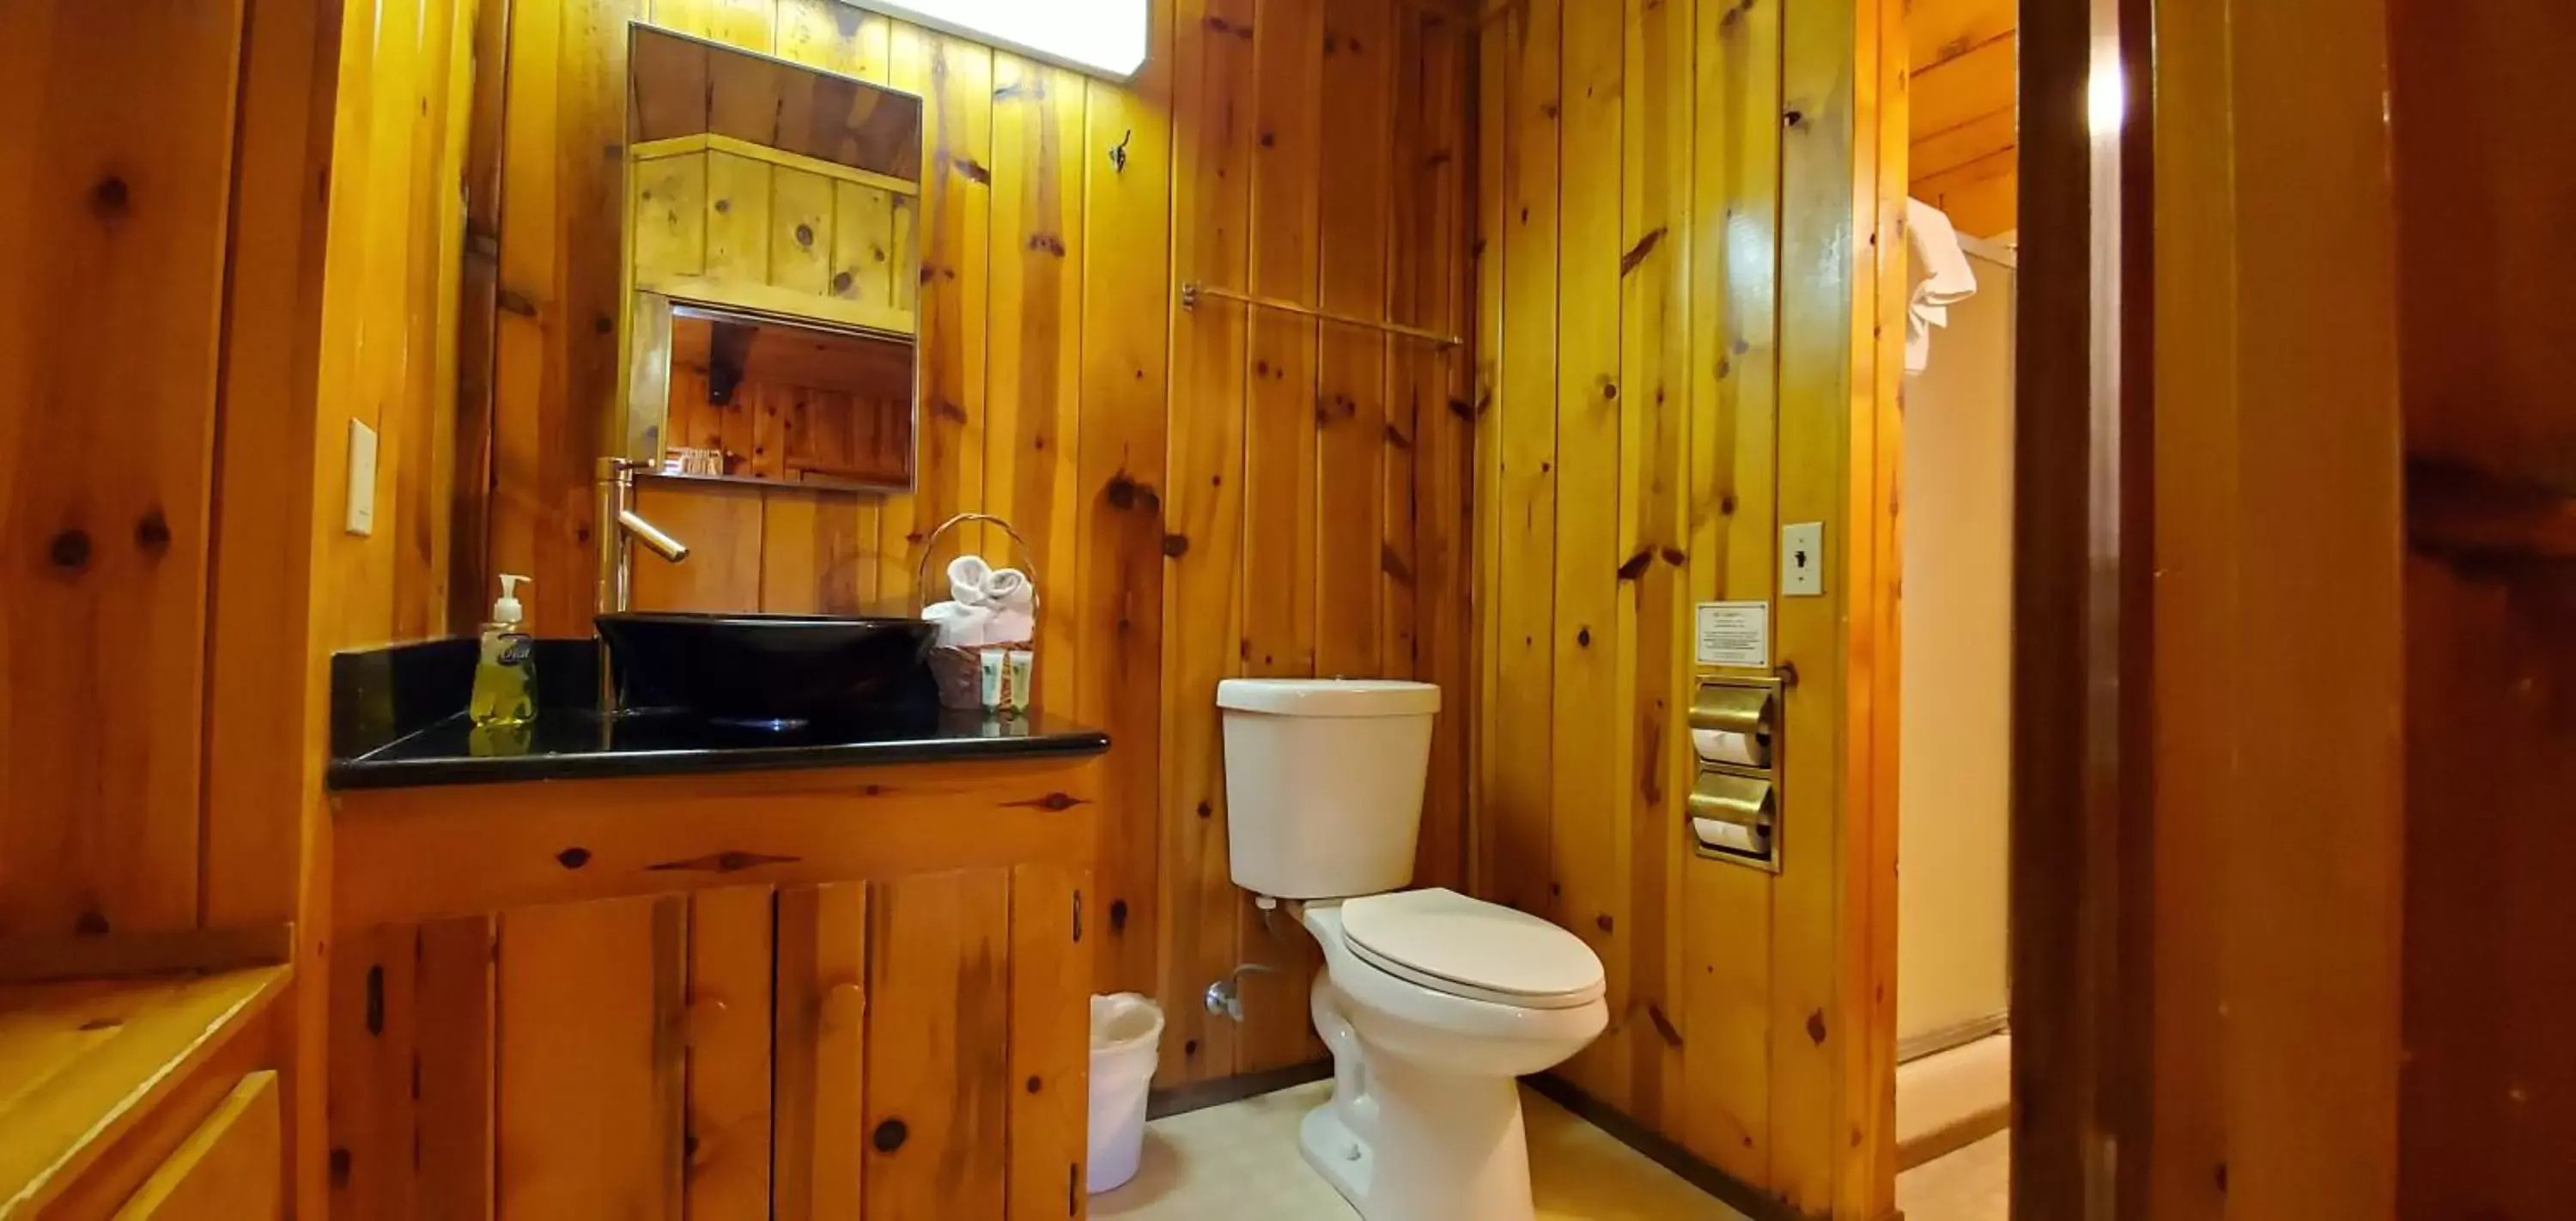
[1686,677,1781,870]
[1688,680,1776,768]
[1687,768,1779,872]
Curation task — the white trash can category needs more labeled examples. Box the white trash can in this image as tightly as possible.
[1087,993,1164,1194]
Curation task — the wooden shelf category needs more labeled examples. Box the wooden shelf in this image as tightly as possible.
[0,963,289,1218]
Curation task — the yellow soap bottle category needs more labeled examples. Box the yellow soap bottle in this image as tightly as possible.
[471,574,536,729]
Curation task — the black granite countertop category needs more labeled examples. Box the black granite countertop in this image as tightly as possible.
[328,705,1109,790]
[325,637,1107,791]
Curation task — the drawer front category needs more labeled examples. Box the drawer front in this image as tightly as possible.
[112,1072,281,1220]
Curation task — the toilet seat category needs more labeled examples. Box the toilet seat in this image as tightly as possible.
[1338,889,1604,1011]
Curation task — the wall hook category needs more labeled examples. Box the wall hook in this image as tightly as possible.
[1109,129,1133,174]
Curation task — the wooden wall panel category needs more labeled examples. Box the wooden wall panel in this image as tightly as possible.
[1485,0,1560,922]
[1072,0,1176,1005]
[1614,0,1691,1133]
[1550,0,1627,1108]
[0,0,476,1197]
[1317,0,1394,684]
[0,0,247,936]
[986,54,1087,714]
[903,30,993,583]
[1232,0,1327,1078]
[1471,0,1898,1212]
[1403,9,1473,899]
[1159,0,1257,1087]
[2388,2,2576,1213]
[1904,0,2015,236]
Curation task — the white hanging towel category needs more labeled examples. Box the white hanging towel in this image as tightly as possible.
[1905,197,1979,374]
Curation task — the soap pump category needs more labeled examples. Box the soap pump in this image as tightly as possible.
[471,574,537,729]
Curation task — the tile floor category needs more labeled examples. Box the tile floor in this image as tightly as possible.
[1091,1080,1750,1221]
[1895,1033,2011,1160]
[1894,1133,2009,1221]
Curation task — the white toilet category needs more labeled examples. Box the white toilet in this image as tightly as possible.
[1218,678,1607,1221]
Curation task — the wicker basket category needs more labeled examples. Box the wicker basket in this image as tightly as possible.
[919,513,1038,713]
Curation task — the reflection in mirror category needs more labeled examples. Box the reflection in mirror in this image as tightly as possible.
[619,24,927,494]
[628,296,917,492]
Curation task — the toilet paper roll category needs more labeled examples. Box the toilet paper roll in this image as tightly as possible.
[1691,817,1761,854]
[1692,727,1767,767]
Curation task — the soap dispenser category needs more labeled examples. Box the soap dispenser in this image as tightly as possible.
[471,574,537,729]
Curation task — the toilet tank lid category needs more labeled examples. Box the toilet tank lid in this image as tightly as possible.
[1216,678,1441,717]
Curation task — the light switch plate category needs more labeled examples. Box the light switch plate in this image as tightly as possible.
[1783,521,1824,596]
[345,419,378,537]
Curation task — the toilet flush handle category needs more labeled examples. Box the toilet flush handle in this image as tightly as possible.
[1204,963,1280,1023]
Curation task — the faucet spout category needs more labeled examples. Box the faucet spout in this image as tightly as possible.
[618,508,690,562]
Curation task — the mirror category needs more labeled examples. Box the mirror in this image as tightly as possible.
[627,298,916,489]
[618,24,926,492]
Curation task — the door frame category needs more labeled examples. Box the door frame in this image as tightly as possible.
[2006,0,2409,1217]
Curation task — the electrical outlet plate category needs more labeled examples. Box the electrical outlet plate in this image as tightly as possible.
[345,420,378,537]
[1783,521,1824,596]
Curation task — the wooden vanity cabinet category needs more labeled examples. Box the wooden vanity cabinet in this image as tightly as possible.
[326,758,1103,1220]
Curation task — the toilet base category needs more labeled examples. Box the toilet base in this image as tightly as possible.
[1302,1059,1538,1221]
[1297,1099,1373,1209]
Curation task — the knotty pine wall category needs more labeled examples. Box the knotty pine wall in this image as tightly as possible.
[3,0,483,1211]
[447,0,1474,1105]
[2388,2,2576,1211]
[1469,0,1901,1216]
[1905,0,2014,237]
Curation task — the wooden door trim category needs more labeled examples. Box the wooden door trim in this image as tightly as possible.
[2008,0,2158,1215]
[2012,0,2409,1215]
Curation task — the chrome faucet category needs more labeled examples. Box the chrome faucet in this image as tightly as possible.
[595,457,690,614]
[595,457,692,712]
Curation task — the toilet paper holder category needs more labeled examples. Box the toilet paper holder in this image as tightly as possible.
[1687,765,1781,872]
[1689,677,1778,768]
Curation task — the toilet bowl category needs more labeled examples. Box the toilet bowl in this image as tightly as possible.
[1216,679,1607,1221]
[1292,892,1606,1221]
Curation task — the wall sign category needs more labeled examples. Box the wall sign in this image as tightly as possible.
[1696,601,1771,668]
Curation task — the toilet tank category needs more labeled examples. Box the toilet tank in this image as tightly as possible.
[1218,679,1442,899]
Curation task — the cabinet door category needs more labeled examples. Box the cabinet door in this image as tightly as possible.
[113,1072,282,1220]
[336,866,1095,1220]
[775,866,1094,1221]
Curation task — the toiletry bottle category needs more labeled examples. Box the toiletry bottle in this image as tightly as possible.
[471,574,537,729]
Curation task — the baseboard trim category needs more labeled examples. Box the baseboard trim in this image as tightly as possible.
[1524,1073,1807,1221]
[1896,1013,2008,1065]
[1896,1103,2009,1171]
[1146,1059,1334,1120]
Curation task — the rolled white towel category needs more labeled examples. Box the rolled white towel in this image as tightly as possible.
[947,555,997,608]
[982,567,1034,612]
[922,600,993,648]
[987,609,1036,646]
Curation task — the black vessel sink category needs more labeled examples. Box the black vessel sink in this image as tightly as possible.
[596,612,938,721]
